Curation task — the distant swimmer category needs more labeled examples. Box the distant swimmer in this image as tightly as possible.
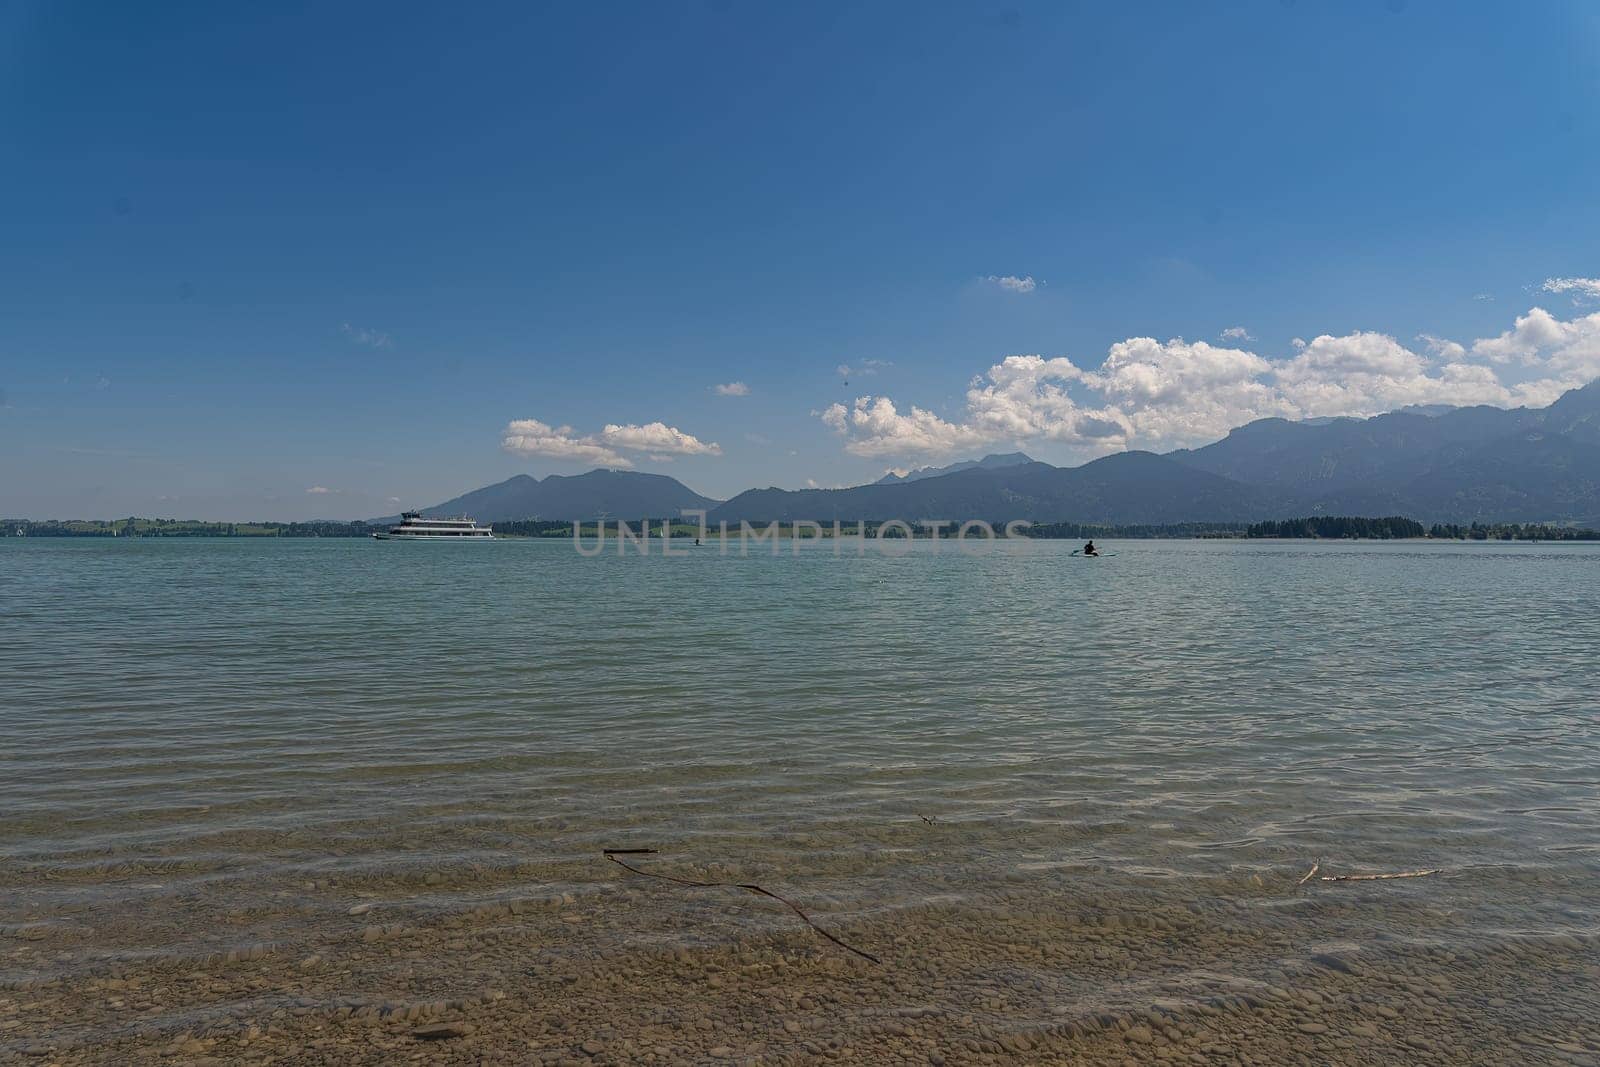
[694,537,701,546]
[1082,540,1099,557]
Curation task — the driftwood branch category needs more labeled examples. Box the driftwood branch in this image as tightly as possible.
[1320,868,1441,882]
[1297,863,1320,886]
[604,851,881,964]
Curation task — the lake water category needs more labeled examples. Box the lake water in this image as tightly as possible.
[3,537,1598,1064]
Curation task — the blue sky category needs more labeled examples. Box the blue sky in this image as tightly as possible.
[3,0,1599,519]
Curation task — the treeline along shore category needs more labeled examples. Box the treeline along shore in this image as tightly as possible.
[3,518,376,538]
[8,516,1600,541]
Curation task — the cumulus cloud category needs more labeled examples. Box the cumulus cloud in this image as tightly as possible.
[1220,326,1253,341]
[1275,332,1514,416]
[820,396,990,459]
[1541,277,1600,302]
[598,421,721,456]
[501,418,721,466]
[306,486,334,495]
[1092,337,1286,445]
[712,381,750,396]
[502,419,632,466]
[819,306,1600,460]
[1474,309,1600,387]
[1417,334,1466,361]
[341,323,392,349]
[985,274,1038,293]
[966,355,1096,440]
[1471,307,1578,365]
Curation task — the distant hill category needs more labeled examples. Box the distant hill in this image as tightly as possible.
[1543,378,1600,445]
[710,453,1279,525]
[874,451,1035,485]
[1168,379,1600,524]
[1166,406,1543,496]
[375,469,720,523]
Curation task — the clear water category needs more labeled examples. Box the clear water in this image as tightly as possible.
[3,537,1598,1057]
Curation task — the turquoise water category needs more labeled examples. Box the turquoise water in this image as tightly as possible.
[2,537,1598,1056]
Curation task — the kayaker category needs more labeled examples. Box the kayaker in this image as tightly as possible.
[1083,540,1099,556]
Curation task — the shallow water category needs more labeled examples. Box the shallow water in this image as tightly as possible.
[2,536,1598,1062]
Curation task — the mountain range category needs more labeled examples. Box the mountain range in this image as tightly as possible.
[379,470,719,525]
[873,452,1035,485]
[390,379,1600,527]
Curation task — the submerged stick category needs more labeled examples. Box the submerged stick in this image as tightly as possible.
[1320,868,1441,882]
[604,852,881,964]
[602,848,659,855]
[1297,863,1320,886]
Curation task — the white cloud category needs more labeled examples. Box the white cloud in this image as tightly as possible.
[712,381,750,397]
[501,419,632,467]
[1541,277,1600,302]
[1471,307,1577,365]
[501,418,721,466]
[820,396,991,459]
[986,274,1038,293]
[1417,334,1466,361]
[306,486,334,495]
[1092,337,1287,447]
[1220,326,1253,341]
[341,323,392,349]
[598,421,721,456]
[817,306,1600,461]
[1275,332,1514,416]
[1472,308,1600,385]
[966,355,1094,441]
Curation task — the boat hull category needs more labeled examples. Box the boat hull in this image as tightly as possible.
[372,532,493,540]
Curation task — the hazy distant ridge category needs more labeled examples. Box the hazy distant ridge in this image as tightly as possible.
[401,380,1600,526]
[874,452,1035,484]
[374,469,719,524]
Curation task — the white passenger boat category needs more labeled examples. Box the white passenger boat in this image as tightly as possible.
[372,511,494,540]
